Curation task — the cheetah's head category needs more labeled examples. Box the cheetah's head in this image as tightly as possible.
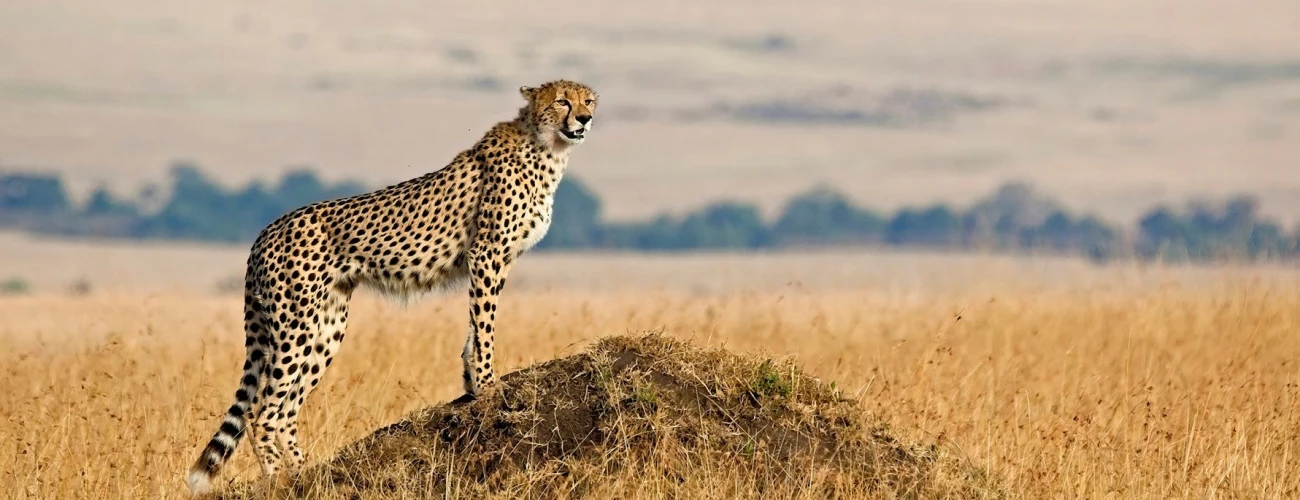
[519,80,598,147]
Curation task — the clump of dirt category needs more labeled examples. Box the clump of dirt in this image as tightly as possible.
[216,333,999,499]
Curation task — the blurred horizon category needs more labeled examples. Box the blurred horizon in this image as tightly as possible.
[2,0,1298,223]
[2,0,1300,293]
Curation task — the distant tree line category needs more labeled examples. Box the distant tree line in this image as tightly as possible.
[0,162,366,242]
[1,162,1296,264]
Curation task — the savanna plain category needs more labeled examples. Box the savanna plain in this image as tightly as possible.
[2,252,1298,499]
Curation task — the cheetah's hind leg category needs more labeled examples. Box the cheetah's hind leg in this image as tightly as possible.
[271,286,351,471]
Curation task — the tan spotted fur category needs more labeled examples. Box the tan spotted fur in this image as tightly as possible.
[185,80,599,496]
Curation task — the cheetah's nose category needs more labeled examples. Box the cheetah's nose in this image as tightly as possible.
[575,114,592,125]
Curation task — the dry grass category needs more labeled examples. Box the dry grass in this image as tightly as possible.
[2,279,1299,498]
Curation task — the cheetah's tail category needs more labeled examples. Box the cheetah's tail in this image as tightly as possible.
[186,352,263,497]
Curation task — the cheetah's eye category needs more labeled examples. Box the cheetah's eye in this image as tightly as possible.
[584,99,594,106]
[556,99,570,107]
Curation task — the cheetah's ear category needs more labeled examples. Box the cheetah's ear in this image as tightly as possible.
[519,86,538,101]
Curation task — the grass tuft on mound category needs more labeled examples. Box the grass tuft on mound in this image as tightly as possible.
[216,333,1000,499]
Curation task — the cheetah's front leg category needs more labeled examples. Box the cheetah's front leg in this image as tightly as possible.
[458,228,515,401]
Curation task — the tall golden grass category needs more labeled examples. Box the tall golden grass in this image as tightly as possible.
[2,278,1298,498]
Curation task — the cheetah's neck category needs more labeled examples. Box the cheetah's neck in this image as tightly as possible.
[509,116,574,158]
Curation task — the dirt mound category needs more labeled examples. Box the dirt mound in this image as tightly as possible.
[216,333,998,499]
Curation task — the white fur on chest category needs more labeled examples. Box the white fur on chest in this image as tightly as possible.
[518,157,567,252]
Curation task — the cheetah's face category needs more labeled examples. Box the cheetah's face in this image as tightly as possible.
[520,81,598,146]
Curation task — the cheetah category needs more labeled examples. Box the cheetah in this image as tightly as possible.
[186,80,599,496]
